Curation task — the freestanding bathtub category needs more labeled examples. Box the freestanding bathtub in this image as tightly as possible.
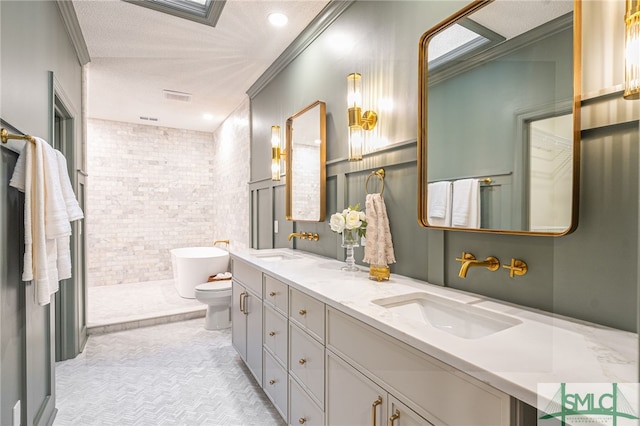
[170,247,230,298]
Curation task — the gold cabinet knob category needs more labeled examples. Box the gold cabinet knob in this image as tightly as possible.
[503,258,528,278]
[298,418,306,424]
[299,309,307,316]
[299,358,307,365]
[269,331,276,337]
[269,379,276,385]
[269,291,276,297]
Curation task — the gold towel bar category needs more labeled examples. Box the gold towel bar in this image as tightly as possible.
[1,128,35,144]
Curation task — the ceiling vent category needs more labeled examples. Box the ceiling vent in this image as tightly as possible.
[163,89,192,102]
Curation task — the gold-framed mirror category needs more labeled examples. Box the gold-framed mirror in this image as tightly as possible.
[418,0,581,236]
[286,100,327,222]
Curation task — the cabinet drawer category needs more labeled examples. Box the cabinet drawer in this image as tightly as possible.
[264,304,288,367]
[231,259,262,295]
[289,323,325,408]
[263,350,288,422]
[289,288,325,343]
[326,308,511,426]
[290,376,324,426]
[264,275,288,314]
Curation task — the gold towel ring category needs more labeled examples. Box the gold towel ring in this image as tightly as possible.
[365,168,385,195]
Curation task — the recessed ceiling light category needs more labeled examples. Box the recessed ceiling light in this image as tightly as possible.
[268,12,288,27]
[203,113,213,120]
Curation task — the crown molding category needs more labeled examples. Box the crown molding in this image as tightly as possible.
[56,1,91,66]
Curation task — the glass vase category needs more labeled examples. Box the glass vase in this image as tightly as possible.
[341,229,359,271]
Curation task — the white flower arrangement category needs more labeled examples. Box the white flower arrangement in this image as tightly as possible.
[329,204,367,238]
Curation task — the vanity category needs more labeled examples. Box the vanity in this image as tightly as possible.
[230,249,637,425]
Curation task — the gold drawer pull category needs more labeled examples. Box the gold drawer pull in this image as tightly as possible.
[388,409,400,426]
[298,358,307,365]
[298,418,306,424]
[269,379,276,385]
[269,331,276,337]
[371,396,383,426]
[269,291,276,297]
[299,309,307,316]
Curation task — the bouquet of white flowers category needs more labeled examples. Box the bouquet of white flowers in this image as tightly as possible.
[329,204,367,238]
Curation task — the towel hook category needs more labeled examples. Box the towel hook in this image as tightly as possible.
[365,168,385,195]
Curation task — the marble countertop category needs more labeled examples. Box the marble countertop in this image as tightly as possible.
[230,248,638,408]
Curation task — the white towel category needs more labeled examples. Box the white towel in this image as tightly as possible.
[56,151,84,222]
[9,138,84,305]
[427,181,452,227]
[452,178,480,228]
[363,193,396,266]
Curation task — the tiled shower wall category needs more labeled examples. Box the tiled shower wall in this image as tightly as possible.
[87,99,250,287]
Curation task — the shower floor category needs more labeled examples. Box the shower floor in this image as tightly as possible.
[87,279,206,334]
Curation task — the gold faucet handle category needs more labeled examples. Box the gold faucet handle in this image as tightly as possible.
[503,258,528,278]
[308,233,319,241]
[455,252,476,263]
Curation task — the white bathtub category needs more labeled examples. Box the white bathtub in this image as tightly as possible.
[170,247,230,298]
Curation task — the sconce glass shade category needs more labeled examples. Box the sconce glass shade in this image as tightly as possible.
[348,126,364,161]
[625,0,640,99]
[271,125,281,181]
[347,72,362,110]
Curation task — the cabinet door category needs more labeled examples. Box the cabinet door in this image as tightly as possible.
[388,395,433,426]
[231,280,247,360]
[326,350,387,426]
[245,288,263,385]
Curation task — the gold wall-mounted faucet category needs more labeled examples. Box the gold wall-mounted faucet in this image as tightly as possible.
[503,258,528,278]
[213,239,230,248]
[455,252,500,278]
[287,232,320,241]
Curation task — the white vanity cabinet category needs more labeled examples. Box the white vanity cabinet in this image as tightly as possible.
[230,259,263,385]
[262,275,290,421]
[326,307,512,426]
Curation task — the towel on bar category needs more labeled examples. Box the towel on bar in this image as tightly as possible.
[9,137,84,306]
[452,178,480,228]
[427,181,452,227]
[363,193,396,266]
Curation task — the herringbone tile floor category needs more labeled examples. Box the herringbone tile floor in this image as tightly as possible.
[54,319,285,426]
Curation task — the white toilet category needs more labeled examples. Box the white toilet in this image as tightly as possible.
[194,280,232,330]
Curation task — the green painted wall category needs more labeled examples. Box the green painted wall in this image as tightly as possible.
[250,0,639,332]
[1,1,84,424]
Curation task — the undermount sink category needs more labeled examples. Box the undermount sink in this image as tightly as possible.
[372,292,521,339]
[251,251,301,262]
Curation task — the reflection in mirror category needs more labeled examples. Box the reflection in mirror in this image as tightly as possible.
[418,0,580,235]
[286,100,326,222]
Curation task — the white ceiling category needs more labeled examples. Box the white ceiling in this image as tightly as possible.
[73,0,330,132]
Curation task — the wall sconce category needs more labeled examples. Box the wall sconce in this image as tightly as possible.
[624,0,640,99]
[347,73,377,161]
[271,125,282,181]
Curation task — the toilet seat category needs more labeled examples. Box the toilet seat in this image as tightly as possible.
[195,280,232,292]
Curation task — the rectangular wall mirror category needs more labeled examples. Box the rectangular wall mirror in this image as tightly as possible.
[418,0,581,236]
[286,100,326,222]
